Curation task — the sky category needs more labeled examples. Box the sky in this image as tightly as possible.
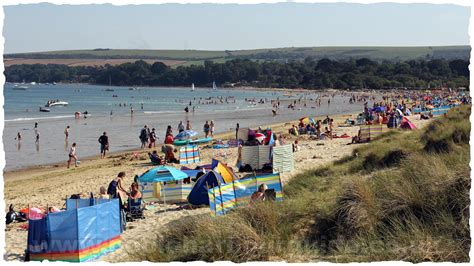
[2,2,470,54]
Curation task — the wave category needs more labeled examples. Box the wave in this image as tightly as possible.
[5,115,76,122]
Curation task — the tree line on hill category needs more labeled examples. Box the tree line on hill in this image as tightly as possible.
[4,58,469,89]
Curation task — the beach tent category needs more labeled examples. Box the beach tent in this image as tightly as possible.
[187,171,225,206]
[28,199,121,262]
[400,117,417,130]
[214,160,237,183]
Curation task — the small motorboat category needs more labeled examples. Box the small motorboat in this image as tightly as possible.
[39,107,50,112]
[45,100,69,107]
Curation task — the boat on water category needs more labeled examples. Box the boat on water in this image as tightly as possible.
[129,87,139,91]
[45,100,69,107]
[13,86,28,90]
[106,76,114,91]
[39,107,50,112]
[191,83,195,92]
[212,81,217,91]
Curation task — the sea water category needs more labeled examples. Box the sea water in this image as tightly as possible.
[4,83,366,170]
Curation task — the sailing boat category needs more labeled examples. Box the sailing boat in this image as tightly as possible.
[212,81,217,91]
[191,83,195,92]
[105,75,114,91]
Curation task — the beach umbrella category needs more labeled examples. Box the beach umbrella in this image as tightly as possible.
[138,166,188,209]
[255,133,266,144]
[299,117,316,124]
[395,108,404,116]
[175,130,198,140]
[371,106,385,113]
[138,165,188,183]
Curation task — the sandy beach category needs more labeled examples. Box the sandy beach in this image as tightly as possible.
[3,112,430,262]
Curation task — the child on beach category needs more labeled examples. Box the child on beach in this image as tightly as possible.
[178,121,185,133]
[67,143,78,168]
[149,128,157,148]
[64,125,70,141]
[210,120,215,137]
[186,120,192,130]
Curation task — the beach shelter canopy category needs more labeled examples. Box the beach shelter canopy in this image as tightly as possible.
[175,130,198,140]
[187,170,225,206]
[138,166,188,183]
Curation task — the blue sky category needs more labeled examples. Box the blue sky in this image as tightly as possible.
[2,2,470,54]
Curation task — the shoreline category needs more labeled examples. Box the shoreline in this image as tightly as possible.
[3,111,357,178]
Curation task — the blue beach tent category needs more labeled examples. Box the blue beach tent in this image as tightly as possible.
[187,170,225,206]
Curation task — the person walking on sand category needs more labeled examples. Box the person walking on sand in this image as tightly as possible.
[210,120,215,137]
[98,132,109,159]
[64,125,70,141]
[15,132,22,142]
[203,121,210,138]
[68,143,78,168]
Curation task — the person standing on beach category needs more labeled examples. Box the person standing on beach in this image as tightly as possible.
[235,123,240,140]
[149,128,157,148]
[186,120,192,130]
[178,121,185,133]
[203,121,210,138]
[64,125,70,141]
[68,143,78,168]
[98,132,109,159]
[210,120,215,137]
[139,125,149,149]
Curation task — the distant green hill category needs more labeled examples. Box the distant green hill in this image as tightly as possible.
[5,46,470,63]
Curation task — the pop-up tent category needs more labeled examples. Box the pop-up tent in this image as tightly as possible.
[400,117,417,130]
[27,199,121,262]
[187,170,225,206]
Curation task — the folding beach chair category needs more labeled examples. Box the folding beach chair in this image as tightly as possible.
[126,198,144,222]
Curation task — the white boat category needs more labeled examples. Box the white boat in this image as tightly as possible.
[191,83,195,92]
[14,86,28,90]
[45,100,69,107]
[30,81,37,85]
[39,107,50,112]
[212,81,217,91]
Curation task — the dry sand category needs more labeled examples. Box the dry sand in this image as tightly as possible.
[3,113,430,262]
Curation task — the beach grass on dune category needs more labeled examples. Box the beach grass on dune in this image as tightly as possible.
[127,106,470,262]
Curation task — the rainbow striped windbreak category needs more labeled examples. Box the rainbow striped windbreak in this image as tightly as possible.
[180,144,200,164]
[208,173,283,216]
[27,199,122,262]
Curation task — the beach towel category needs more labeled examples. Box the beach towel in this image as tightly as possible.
[272,144,294,173]
[179,145,200,164]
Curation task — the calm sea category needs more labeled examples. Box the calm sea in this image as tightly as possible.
[4,83,367,170]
